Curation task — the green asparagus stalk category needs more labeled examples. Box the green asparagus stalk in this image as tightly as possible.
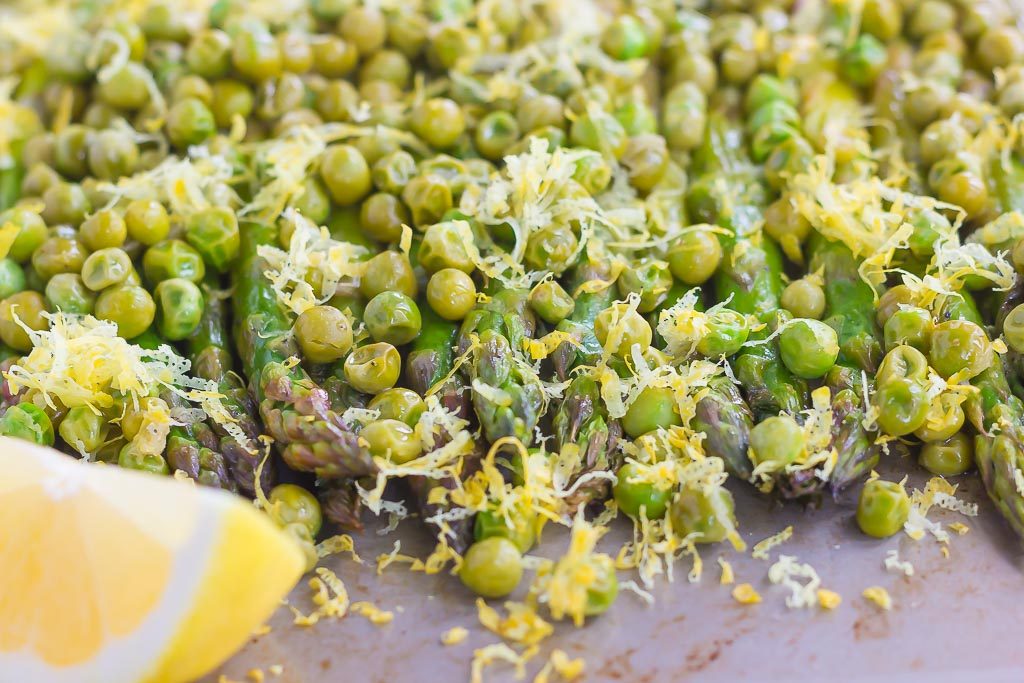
[693,113,807,420]
[941,292,1024,538]
[552,261,616,381]
[407,306,458,395]
[187,273,271,495]
[234,220,375,480]
[692,375,755,480]
[163,390,236,491]
[805,234,881,493]
[552,374,622,510]
[457,285,543,446]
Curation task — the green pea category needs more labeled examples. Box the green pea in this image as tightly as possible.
[873,377,930,437]
[622,386,681,438]
[516,94,565,133]
[186,29,232,79]
[359,251,418,299]
[614,99,657,136]
[143,240,206,285]
[621,134,669,192]
[1,208,47,263]
[914,392,965,442]
[1003,303,1024,354]
[0,403,55,446]
[601,14,650,60]
[459,537,523,598]
[667,228,722,285]
[401,174,453,227]
[781,279,826,319]
[364,291,422,345]
[45,274,95,315]
[474,508,537,553]
[919,119,971,169]
[289,176,332,226]
[268,483,323,537]
[426,268,477,321]
[124,199,170,246]
[779,319,839,379]
[319,144,371,207]
[929,319,993,380]
[744,74,798,114]
[166,98,216,150]
[697,309,750,358]
[96,62,152,110]
[231,23,283,82]
[528,280,574,325]
[669,485,737,544]
[474,110,520,161]
[418,221,476,274]
[343,342,401,394]
[570,109,627,158]
[81,248,132,291]
[80,209,128,251]
[118,442,170,475]
[877,344,930,386]
[185,206,240,272]
[614,462,671,519]
[154,278,204,341]
[568,154,610,196]
[211,79,255,128]
[372,150,417,194]
[410,98,466,150]
[94,285,156,339]
[0,259,26,300]
[841,34,888,86]
[59,406,107,455]
[919,433,974,477]
[524,223,578,275]
[856,478,910,538]
[594,303,652,357]
[884,307,933,353]
[87,129,139,181]
[53,124,92,179]
[749,414,805,473]
[41,183,91,227]
[293,305,353,364]
[360,418,422,464]
[875,285,916,328]
[367,388,426,426]
[32,237,88,281]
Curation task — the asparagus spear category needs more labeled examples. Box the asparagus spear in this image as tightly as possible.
[457,285,543,445]
[163,390,235,491]
[807,233,881,493]
[692,375,755,480]
[552,373,622,510]
[692,113,807,419]
[552,261,616,381]
[187,273,271,495]
[233,220,375,480]
[941,292,1024,538]
[407,306,458,395]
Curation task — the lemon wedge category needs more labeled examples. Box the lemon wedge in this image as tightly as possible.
[0,437,305,683]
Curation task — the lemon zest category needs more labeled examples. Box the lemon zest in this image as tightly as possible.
[732,583,762,605]
[441,627,469,646]
[862,586,892,611]
[751,526,794,560]
[718,557,735,585]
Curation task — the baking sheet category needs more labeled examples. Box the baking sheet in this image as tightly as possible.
[208,459,1024,682]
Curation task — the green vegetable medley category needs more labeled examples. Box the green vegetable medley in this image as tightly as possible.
[1,0,1024,623]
